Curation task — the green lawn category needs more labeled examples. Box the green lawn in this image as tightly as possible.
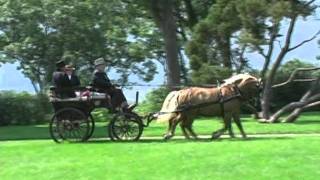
[1,137,320,180]
[1,112,319,140]
[1,112,320,180]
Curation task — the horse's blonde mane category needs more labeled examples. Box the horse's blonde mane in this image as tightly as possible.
[222,74,257,86]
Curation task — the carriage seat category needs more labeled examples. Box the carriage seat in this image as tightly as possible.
[49,86,111,105]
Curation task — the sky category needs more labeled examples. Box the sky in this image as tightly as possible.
[0,5,319,101]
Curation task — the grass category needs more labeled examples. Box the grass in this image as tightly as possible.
[1,137,320,180]
[1,112,319,141]
[1,112,320,180]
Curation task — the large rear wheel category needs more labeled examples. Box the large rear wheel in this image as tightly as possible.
[49,108,89,143]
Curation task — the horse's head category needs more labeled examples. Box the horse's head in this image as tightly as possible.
[222,74,260,100]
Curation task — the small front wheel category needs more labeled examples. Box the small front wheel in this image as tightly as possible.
[109,112,143,141]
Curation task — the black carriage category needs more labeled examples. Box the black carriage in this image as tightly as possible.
[49,87,151,143]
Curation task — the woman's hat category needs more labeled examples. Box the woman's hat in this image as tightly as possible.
[94,58,106,66]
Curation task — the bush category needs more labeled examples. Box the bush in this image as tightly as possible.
[191,65,232,84]
[0,91,51,126]
[90,108,113,122]
[137,87,171,113]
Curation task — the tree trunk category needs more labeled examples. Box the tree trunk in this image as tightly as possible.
[268,94,320,123]
[259,23,279,80]
[267,76,320,122]
[150,0,181,89]
[183,0,198,28]
[217,36,232,69]
[260,16,297,120]
[284,78,320,122]
[178,50,189,85]
[267,101,306,123]
[31,81,40,94]
[261,81,272,119]
[285,108,303,122]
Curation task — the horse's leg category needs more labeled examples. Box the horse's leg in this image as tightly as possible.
[164,118,173,136]
[164,114,181,140]
[180,120,190,139]
[212,113,232,139]
[185,118,198,139]
[227,116,235,138]
[233,112,247,138]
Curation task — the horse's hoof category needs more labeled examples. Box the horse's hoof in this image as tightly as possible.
[184,136,191,140]
[192,136,199,140]
[211,133,221,140]
[230,135,236,138]
[163,134,172,140]
[242,134,247,139]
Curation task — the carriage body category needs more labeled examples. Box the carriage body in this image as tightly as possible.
[49,87,144,143]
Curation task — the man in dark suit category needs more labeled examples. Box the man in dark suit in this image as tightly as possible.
[92,58,134,112]
[52,61,80,98]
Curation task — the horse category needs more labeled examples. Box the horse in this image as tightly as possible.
[156,74,260,140]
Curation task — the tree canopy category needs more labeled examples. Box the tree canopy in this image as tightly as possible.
[0,0,161,92]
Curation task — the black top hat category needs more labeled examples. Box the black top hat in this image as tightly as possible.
[56,60,66,69]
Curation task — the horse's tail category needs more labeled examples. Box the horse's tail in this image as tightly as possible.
[157,91,180,123]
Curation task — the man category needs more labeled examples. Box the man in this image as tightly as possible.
[91,58,134,112]
[52,60,80,98]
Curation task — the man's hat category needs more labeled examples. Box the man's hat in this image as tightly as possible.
[56,60,66,68]
[94,58,106,66]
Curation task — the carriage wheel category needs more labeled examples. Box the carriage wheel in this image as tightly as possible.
[108,122,115,141]
[85,114,95,140]
[49,108,89,143]
[109,112,143,141]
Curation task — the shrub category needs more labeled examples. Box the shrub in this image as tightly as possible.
[90,108,113,122]
[0,91,51,126]
[137,87,171,113]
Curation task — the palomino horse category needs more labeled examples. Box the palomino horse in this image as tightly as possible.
[157,74,260,140]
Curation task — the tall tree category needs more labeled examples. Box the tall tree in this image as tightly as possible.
[186,0,248,83]
[186,0,318,119]
[249,0,318,119]
[0,0,160,93]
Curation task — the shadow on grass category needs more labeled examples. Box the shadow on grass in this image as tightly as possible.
[83,136,293,144]
[0,125,110,141]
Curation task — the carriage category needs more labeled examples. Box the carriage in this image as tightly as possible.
[49,86,155,143]
[49,74,259,142]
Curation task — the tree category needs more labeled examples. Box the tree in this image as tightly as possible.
[133,0,219,87]
[270,59,319,109]
[251,0,319,119]
[0,0,160,93]
[265,65,320,123]
[186,0,318,118]
[186,0,243,83]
